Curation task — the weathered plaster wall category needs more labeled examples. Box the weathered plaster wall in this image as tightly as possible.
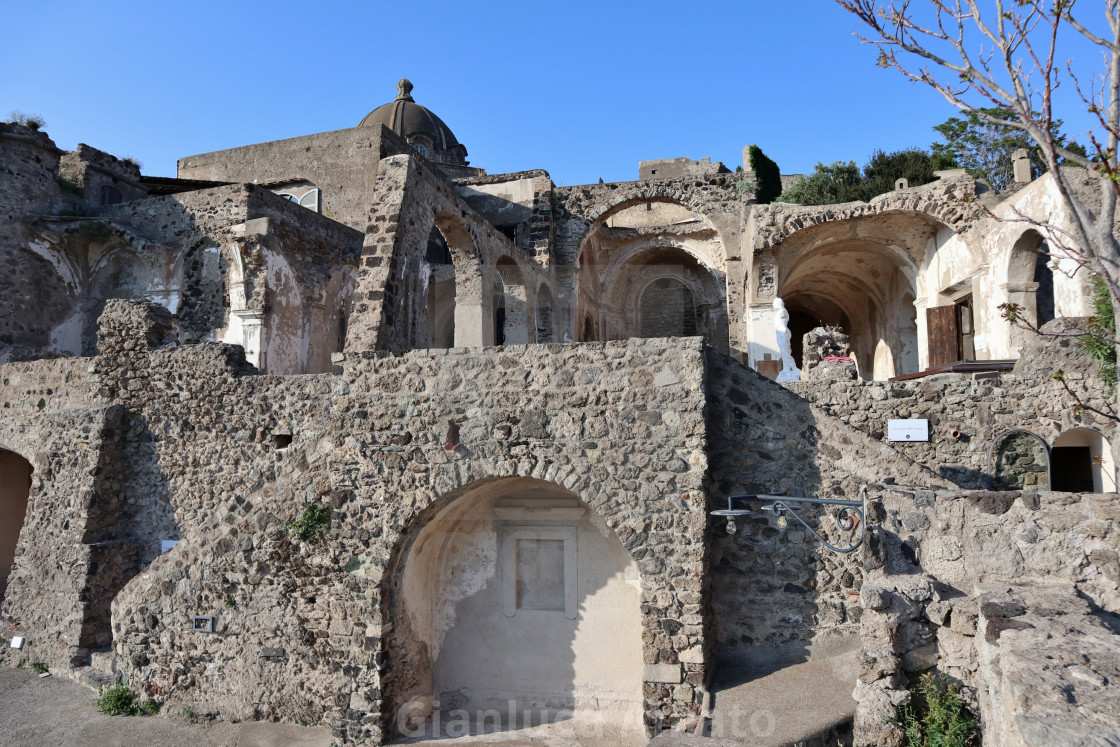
[399,478,645,738]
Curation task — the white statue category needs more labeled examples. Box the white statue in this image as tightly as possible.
[773,297,802,382]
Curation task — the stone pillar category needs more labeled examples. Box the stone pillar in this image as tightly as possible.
[913,297,929,371]
[453,275,489,347]
[1012,148,1032,183]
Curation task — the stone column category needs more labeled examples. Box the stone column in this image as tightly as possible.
[913,297,929,372]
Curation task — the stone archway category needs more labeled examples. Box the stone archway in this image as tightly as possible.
[778,241,919,379]
[568,195,731,348]
[1005,230,1056,357]
[0,448,32,605]
[384,477,646,744]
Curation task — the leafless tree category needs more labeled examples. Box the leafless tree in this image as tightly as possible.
[836,1,1120,356]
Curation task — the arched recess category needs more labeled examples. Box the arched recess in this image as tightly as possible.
[779,241,918,379]
[989,429,1051,491]
[384,477,644,740]
[0,449,32,604]
[85,246,179,356]
[1006,230,1056,356]
[574,197,728,347]
[605,244,728,349]
[425,225,456,349]
[1052,428,1116,493]
[495,258,530,345]
[536,284,556,343]
[641,278,697,337]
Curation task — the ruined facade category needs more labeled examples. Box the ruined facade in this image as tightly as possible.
[1,80,1117,745]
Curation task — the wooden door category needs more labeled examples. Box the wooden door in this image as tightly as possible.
[926,305,960,367]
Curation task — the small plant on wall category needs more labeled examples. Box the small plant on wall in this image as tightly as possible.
[288,502,330,542]
[895,672,978,747]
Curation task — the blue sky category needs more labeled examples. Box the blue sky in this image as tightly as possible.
[1,1,1106,186]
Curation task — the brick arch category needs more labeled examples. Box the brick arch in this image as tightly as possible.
[375,454,704,740]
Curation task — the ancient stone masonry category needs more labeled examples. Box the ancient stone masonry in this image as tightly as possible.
[787,339,1114,489]
[3,80,1120,746]
[348,154,548,353]
[853,486,1120,746]
[704,349,947,669]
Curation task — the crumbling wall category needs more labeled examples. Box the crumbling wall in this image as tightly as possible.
[8,306,712,745]
[853,486,1120,746]
[0,123,72,362]
[104,184,362,371]
[59,144,146,207]
[704,349,946,669]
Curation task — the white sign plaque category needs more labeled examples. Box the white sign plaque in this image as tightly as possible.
[888,419,929,442]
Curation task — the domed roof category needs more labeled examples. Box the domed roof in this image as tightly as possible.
[358,78,462,152]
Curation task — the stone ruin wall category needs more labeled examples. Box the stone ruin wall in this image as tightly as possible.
[347,153,549,355]
[1,301,720,743]
[854,485,1120,746]
[550,174,751,353]
[704,350,947,670]
[103,183,363,360]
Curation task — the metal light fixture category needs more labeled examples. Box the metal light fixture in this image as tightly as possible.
[711,486,868,554]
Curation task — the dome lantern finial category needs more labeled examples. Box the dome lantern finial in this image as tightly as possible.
[395,78,414,102]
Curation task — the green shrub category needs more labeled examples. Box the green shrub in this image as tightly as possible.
[95,681,159,716]
[746,145,782,204]
[1079,276,1117,392]
[288,502,330,541]
[896,672,978,747]
[30,662,48,674]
